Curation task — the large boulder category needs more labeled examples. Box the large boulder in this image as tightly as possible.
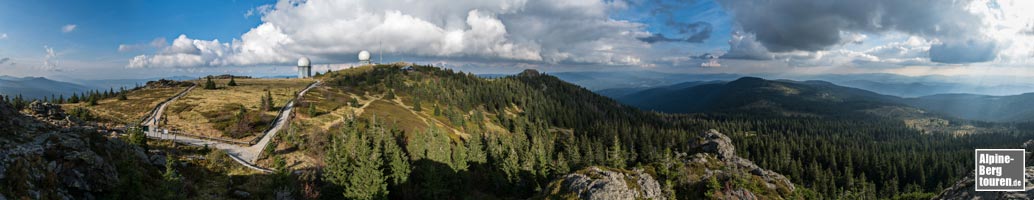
[545,167,666,200]
[695,129,737,160]
[691,129,794,192]
[28,101,65,121]
[936,140,1034,199]
[144,79,194,88]
[0,100,152,199]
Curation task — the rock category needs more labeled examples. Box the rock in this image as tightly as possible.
[549,167,666,200]
[149,154,167,166]
[689,130,796,193]
[694,129,737,160]
[517,69,542,77]
[28,101,66,120]
[936,142,1034,199]
[210,74,251,79]
[232,190,251,198]
[0,99,152,199]
[145,79,194,88]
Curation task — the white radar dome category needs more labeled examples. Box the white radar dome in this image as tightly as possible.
[297,57,311,67]
[358,50,371,61]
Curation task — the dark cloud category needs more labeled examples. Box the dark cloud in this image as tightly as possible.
[0,58,9,65]
[716,0,983,53]
[638,21,713,43]
[722,32,773,60]
[929,38,998,63]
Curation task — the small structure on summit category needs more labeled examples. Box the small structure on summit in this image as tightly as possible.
[297,57,312,78]
[358,50,371,65]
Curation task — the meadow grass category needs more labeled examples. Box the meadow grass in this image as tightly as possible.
[165,78,313,140]
[62,86,184,125]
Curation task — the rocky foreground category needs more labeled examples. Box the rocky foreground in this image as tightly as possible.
[0,101,159,199]
[934,141,1034,199]
[541,129,797,199]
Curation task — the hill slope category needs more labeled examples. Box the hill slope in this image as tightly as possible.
[904,93,1034,122]
[262,65,803,199]
[614,77,904,117]
[0,76,90,99]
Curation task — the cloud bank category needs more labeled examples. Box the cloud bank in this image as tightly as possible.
[127,0,651,68]
[715,0,1031,65]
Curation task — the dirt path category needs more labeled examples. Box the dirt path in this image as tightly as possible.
[143,81,321,173]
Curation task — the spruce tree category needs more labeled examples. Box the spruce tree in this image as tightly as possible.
[163,154,183,199]
[413,98,422,111]
[88,95,98,106]
[128,126,148,151]
[266,90,275,111]
[325,121,388,199]
[228,76,238,86]
[308,103,317,116]
[204,77,217,89]
[349,97,360,108]
[385,90,395,100]
[260,93,270,113]
[382,128,410,186]
[607,135,626,169]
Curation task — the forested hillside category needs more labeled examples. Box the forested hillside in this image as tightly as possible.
[904,93,1034,122]
[602,77,1034,198]
[612,77,904,116]
[262,65,803,199]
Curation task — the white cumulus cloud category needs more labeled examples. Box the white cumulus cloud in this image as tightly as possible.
[127,0,650,68]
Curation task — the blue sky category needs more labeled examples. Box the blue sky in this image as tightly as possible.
[1,0,1032,81]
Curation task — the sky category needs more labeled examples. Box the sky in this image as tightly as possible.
[1,0,1033,81]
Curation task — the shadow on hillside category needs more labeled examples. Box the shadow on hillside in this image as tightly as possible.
[317,159,546,200]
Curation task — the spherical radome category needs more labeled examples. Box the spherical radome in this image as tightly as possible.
[358,50,371,61]
[298,57,311,67]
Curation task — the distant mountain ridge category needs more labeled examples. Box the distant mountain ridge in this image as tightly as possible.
[603,75,1034,124]
[0,76,91,99]
[609,77,905,117]
[539,70,1034,97]
[904,93,1034,122]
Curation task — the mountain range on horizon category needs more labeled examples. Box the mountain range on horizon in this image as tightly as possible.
[9,70,1034,124]
[603,76,1034,124]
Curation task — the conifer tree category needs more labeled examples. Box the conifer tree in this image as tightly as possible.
[260,95,269,113]
[308,103,317,116]
[385,90,396,100]
[262,90,270,110]
[228,76,238,86]
[88,95,98,106]
[204,76,217,89]
[128,126,148,151]
[325,120,388,199]
[412,98,422,111]
[163,154,183,199]
[607,135,626,169]
[382,130,410,186]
